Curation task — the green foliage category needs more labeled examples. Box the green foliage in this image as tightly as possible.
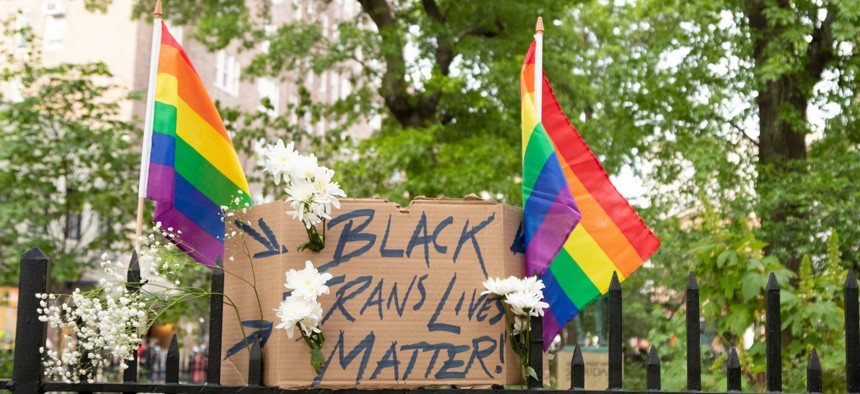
[0,20,137,286]
[647,201,846,392]
[92,0,860,389]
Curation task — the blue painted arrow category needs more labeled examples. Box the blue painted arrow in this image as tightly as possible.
[234,218,287,259]
[224,320,273,360]
[510,221,525,255]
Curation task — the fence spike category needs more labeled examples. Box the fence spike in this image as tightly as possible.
[126,250,141,289]
[727,348,741,392]
[571,343,584,390]
[846,270,859,393]
[766,272,782,392]
[166,334,180,383]
[248,336,263,386]
[608,271,622,390]
[124,252,140,385]
[207,256,225,385]
[13,247,48,394]
[528,314,543,388]
[647,345,661,391]
[807,348,822,393]
[686,271,701,391]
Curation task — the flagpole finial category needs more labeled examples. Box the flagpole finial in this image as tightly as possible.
[535,16,544,35]
[154,0,163,19]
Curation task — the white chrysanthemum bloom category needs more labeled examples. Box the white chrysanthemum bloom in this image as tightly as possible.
[298,301,324,336]
[274,296,322,339]
[290,154,320,181]
[504,290,549,317]
[287,178,316,203]
[285,260,333,300]
[481,276,522,297]
[519,276,545,295]
[262,139,298,185]
[512,316,526,335]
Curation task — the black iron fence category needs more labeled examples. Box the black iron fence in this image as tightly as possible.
[0,247,858,393]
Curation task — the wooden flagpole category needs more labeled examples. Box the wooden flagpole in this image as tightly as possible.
[534,16,544,121]
[135,0,163,249]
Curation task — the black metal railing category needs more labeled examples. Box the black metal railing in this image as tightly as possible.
[1,247,858,393]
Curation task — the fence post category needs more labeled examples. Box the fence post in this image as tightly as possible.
[766,273,782,392]
[166,334,179,383]
[647,345,660,391]
[528,315,543,389]
[13,247,48,394]
[570,344,584,390]
[123,251,141,386]
[247,336,262,386]
[846,270,859,393]
[686,272,701,391]
[727,347,741,392]
[608,272,622,390]
[207,257,224,385]
[807,348,822,393]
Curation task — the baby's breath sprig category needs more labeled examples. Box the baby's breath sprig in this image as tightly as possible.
[37,198,262,384]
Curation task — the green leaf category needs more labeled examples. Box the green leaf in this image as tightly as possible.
[525,366,538,380]
[311,346,325,374]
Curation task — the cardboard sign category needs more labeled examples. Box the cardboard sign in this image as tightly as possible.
[221,197,526,388]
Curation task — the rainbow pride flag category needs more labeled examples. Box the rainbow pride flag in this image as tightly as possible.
[142,21,251,266]
[521,41,660,347]
[521,59,582,279]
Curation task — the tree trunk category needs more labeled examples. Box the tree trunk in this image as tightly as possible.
[756,75,809,274]
[746,0,836,275]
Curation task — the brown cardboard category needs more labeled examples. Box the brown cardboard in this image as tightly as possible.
[220,197,527,389]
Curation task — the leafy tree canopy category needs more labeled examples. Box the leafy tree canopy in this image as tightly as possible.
[0,21,137,287]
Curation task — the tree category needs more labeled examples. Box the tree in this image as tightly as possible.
[112,0,859,389]
[0,21,138,287]
[124,0,589,204]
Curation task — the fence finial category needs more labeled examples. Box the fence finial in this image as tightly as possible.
[571,344,584,390]
[208,256,225,384]
[14,247,48,394]
[727,348,741,392]
[647,345,661,391]
[608,271,622,389]
[166,334,179,383]
[248,336,263,386]
[808,348,822,393]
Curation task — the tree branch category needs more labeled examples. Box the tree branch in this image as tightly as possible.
[725,117,760,147]
[805,4,837,80]
[357,0,418,126]
[421,0,445,24]
[457,17,505,41]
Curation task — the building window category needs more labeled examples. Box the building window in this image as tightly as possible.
[14,10,30,48]
[66,212,81,240]
[256,77,280,116]
[292,0,303,21]
[214,50,241,96]
[288,88,299,125]
[43,15,67,51]
[260,24,276,54]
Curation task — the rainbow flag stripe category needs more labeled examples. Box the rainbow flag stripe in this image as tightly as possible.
[521,51,582,280]
[145,21,252,266]
[522,41,660,347]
